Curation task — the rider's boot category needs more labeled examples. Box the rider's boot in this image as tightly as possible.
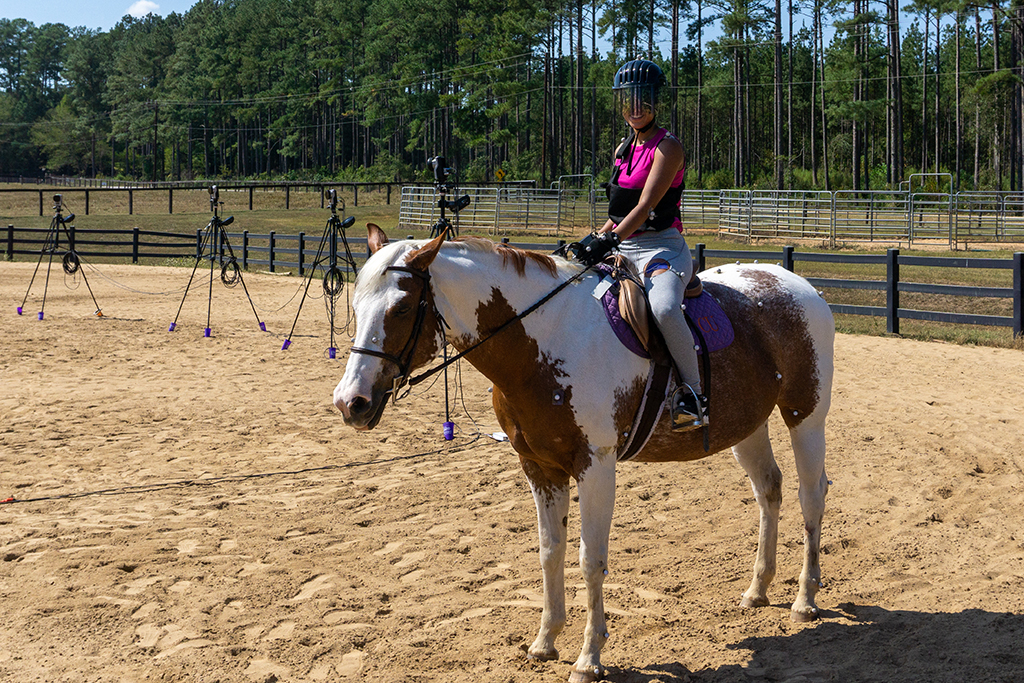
[670,383,708,432]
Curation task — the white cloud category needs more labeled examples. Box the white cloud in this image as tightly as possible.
[126,1,161,18]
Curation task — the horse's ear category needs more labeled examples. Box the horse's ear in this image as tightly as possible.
[405,233,445,271]
[367,223,389,254]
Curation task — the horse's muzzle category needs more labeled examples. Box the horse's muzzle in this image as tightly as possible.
[334,383,389,430]
[339,395,373,429]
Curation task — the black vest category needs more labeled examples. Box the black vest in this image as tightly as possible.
[605,130,684,232]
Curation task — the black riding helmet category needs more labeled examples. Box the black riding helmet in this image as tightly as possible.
[613,59,666,118]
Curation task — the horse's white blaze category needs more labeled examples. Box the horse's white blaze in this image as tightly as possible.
[333,242,432,420]
[332,290,388,416]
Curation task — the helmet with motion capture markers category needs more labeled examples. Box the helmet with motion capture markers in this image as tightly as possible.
[613,59,666,119]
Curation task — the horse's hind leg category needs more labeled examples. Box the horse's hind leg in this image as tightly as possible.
[732,421,783,610]
[789,415,829,622]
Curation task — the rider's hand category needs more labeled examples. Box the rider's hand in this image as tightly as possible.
[571,231,621,266]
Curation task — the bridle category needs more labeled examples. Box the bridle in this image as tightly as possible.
[348,266,436,400]
[349,258,594,402]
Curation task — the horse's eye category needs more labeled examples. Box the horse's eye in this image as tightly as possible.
[393,303,412,316]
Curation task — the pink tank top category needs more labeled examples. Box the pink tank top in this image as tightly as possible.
[612,128,686,232]
[614,128,686,190]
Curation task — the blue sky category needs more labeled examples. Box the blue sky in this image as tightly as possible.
[3,0,198,32]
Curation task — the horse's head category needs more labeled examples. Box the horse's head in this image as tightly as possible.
[333,224,447,430]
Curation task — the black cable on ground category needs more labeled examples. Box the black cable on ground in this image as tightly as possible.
[0,432,492,507]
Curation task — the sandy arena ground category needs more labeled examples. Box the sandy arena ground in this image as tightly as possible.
[1,259,1023,683]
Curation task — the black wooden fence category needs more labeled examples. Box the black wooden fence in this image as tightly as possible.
[1,179,535,216]
[4,225,1022,338]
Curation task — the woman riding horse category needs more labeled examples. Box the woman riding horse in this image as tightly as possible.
[572,59,705,432]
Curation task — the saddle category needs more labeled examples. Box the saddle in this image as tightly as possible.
[592,256,733,460]
[595,256,712,361]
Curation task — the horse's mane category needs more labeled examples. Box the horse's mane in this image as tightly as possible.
[357,236,579,294]
[452,236,562,278]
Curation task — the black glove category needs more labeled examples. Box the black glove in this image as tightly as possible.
[569,231,621,266]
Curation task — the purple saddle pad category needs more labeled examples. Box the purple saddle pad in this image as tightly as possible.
[600,283,734,358]
[601,289,650,358]
[684,290,734,352]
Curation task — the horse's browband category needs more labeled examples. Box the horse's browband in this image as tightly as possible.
[385,266,428,279]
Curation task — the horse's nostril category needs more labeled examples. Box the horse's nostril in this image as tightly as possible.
[348,396,370,417]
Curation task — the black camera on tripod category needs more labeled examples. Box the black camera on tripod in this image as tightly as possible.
[428,156,451,184]
[209,185,220,212]
[426,154,470,240]
[327,188,345,214]
[51,194,74,222]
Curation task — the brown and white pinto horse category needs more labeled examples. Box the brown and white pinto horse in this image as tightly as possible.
[334,225,835,682]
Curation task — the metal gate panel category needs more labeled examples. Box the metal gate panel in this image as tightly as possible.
[749,190,832,241]
[907,193,952,243]
[833,191,911,243]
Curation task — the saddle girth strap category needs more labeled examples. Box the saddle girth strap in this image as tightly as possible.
[617,361,673,462]
[684,313,713,452]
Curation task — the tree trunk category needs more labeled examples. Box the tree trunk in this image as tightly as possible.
[819,6,830,191]
[993,3,1001,190]
[811,1,819,186]
[922,10,930,172]
[788,0,794,186]
[775,0,784,189]
[853,0,862,192]
[934,11,941,174]
[696,0,704,185]
[671,0,680,137]
[955,9,962,190]
[975,8,982,189]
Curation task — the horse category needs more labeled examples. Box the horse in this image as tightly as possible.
[333,225,835,682]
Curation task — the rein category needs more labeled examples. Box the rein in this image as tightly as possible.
[350,260,593,400]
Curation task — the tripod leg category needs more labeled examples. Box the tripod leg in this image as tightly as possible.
[326,280,337,358]
[169,226,213,331]
[39,248,56,320]
[341,233,359,277]
[18,220,57,314]
[57,218,103,317]
[283,220,333,349]
[218,230,265,332]
[206,246,215,337]
[234,271,265,331]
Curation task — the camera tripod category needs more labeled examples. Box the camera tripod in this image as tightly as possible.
[427,155,470,240]
[426,156,471,440]
[282,189,358,358]
[18,194,103,320]
[168,186,265,337]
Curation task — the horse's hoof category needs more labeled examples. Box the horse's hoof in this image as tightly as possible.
[791,606,819,623]
[568,666,603,683]
[739,595,770,609]
[527,647,559,662]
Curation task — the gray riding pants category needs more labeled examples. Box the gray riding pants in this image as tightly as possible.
[617,229,702,391]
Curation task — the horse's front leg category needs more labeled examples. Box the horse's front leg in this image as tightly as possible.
[523,460,571,662]
[569,452,617,683]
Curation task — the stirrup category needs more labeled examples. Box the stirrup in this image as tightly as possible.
[670,384,708,432]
